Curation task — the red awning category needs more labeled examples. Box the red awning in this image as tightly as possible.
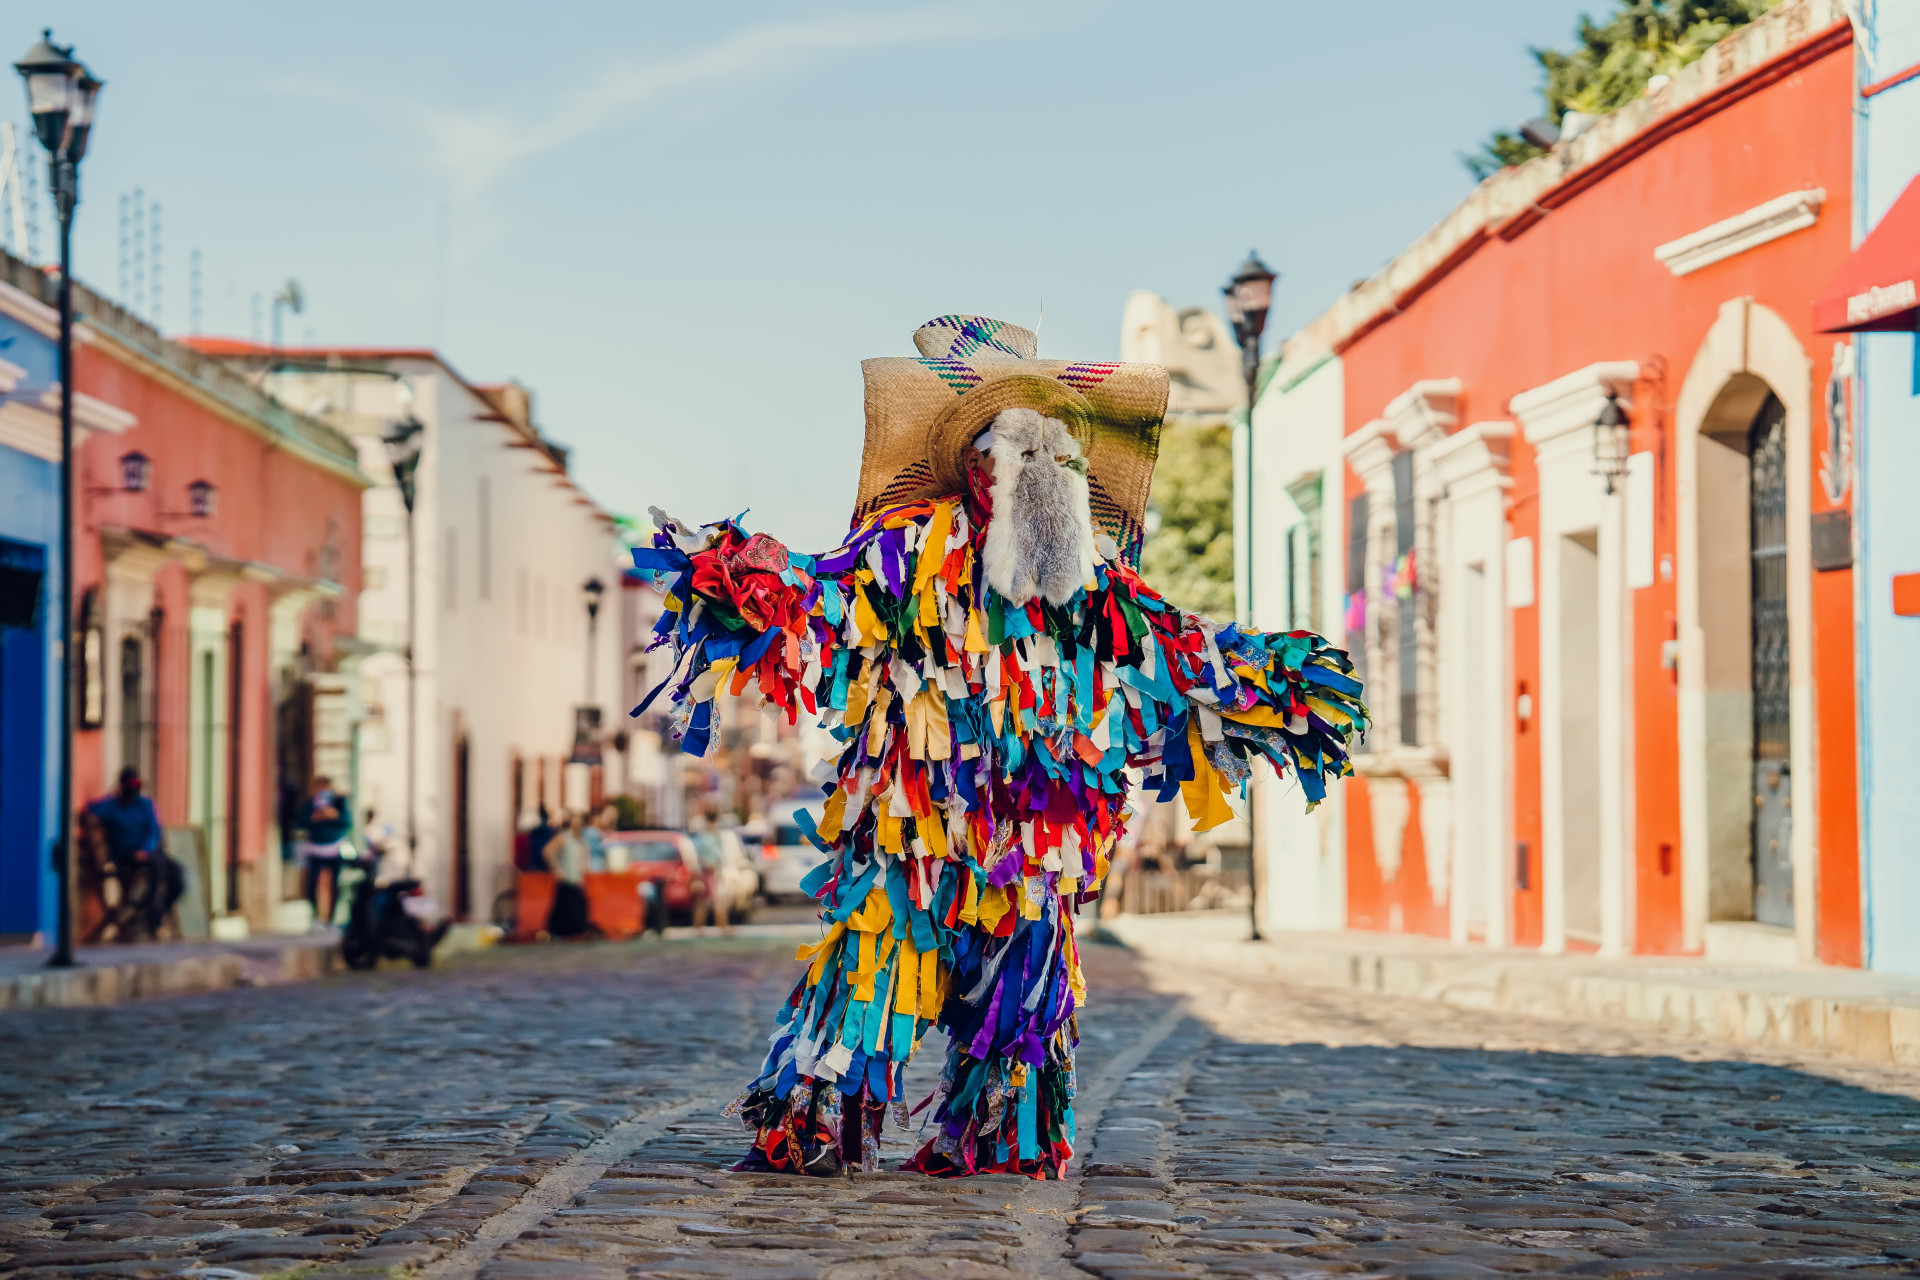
[1815,175,1920,333]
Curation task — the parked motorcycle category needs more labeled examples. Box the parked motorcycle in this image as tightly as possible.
[340,871,450,970]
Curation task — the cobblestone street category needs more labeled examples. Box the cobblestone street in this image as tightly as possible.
[7,931,1920,1278]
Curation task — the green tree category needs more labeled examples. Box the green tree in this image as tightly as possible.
[1140,421,1235,617]
[1464,0,1782,180]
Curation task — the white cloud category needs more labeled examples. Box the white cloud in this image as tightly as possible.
[272,8,1031,198]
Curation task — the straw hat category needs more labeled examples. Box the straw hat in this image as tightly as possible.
[853,315,1170,562]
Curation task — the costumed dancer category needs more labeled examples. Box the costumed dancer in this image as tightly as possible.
[631,316,1368,1179]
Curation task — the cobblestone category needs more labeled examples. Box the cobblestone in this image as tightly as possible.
[8,929,1920,1277]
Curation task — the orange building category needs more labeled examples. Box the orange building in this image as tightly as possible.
[0,253,369,938]
[1263,0,1860,964]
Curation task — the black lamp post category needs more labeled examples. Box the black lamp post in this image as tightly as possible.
[17,30,102,970]
[582,577,605,702]
[383,415,423,867]
[1222,249,1277,945]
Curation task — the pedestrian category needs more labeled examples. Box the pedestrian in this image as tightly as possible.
[690,828,732,938]
[524,805,555,875]
[543,809,592,938]
[584,804,616,873]
[297,776,353,927]
[84,766,183,940]
[630,315,1370,1177]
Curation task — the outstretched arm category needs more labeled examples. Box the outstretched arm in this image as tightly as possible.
[628,508,834,755]
[628,501,970,756]
[1101,560,1369,829]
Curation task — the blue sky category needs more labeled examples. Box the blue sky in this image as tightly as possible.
[17,0,1593,549]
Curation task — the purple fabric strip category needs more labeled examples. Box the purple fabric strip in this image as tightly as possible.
[968,977,1006,1060]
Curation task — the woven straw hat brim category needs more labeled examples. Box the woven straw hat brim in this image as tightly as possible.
[856,355,1170,562]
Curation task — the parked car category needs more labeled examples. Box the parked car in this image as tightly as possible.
[690,828,758,923]
[759,799,829,904]
[602,830,701,922]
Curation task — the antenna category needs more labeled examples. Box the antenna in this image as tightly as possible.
[1034,302,1043,356]
[21,152,39,261]
[131,189,146,315]
[150,203,163,331]
[189,249,202,334]
[0,124,27,258]
[118,193,129,299]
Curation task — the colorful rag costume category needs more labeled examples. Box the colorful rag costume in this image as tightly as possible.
[632,316,1368,1179]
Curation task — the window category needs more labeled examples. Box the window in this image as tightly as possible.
[444,528,458,612]
[1392,450,1418,747]
[478,477,492,601]
[1345,492,1369,701]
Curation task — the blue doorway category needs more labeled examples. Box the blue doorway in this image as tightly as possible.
[0,538,48,940]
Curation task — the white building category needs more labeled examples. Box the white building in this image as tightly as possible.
[220,345,625,922]
[1247,345,1350,932]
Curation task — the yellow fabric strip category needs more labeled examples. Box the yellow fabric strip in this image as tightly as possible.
[1180,716,1238,833]
[1304,694,1353,728]
[875,807,904,855]
[975,883,1010,933]
[912,502,954,594]
[958,870,981,926]
[894,935,919,1015]
[797,921,848,986]
[964,608,989,653]
[867,686,894,756]
[918,945,941,1016]
[1220,704,1288,728]
[818,787,848,844]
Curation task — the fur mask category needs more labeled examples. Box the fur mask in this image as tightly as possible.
[980,407,1099,606]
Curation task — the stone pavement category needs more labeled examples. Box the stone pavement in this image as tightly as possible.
[1108,913,1920,1067]
[5,929,1920,1278]
[0,936,344,1011]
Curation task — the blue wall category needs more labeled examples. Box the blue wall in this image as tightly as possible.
[0,312,62,942]
[1858,7,1920,971]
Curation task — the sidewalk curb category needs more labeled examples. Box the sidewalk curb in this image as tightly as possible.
[0,935,344,1012]
[1105,915,1920,1068]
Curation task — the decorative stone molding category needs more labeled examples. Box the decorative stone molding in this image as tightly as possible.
[1429,421,1515,497]
[1653,188,1824,276]
[1344,378,1463,490]
[1511,362,1640,447]
[1342,417,1402,492]
[1382,379,1461,453]
[0,399,57,461]
[40,385,138,435]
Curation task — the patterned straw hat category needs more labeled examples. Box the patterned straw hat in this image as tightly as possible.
[854,315,1171,562]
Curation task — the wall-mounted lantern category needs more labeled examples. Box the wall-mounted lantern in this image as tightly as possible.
[1592,390,1630,494]
[187,478,216,518]
[118,450,150,492]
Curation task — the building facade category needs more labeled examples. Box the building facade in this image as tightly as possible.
[1837,1,1920,971]
[0,252,368,943]
[196,344,626,925]
[1256,0,1864,963]
[0,278,74,942]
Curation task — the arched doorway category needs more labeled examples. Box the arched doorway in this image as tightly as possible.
[1676,298,1816,959]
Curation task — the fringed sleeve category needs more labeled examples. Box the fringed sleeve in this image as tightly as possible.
[1097,560,1370,831]
[629,514,836,757]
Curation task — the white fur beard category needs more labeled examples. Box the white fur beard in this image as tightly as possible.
[980,408,1099,606]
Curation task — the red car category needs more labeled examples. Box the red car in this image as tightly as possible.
[603,830,702,920]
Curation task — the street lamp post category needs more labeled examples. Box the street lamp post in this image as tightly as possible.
[1222,249,1277,944]
[382,416,424,871]
[16,31,102,970]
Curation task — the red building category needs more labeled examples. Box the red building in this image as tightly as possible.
[1285,1,1859,964]
[0,253,368,937]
